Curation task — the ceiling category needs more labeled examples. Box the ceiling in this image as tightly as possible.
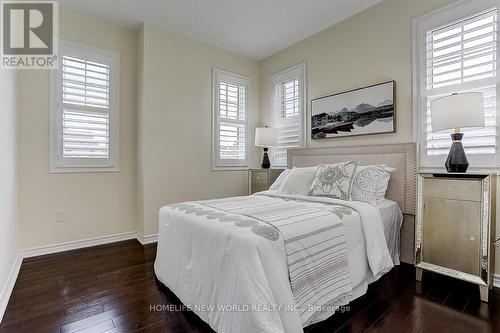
[60,0,383,60]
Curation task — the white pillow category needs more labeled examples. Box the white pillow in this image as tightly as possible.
[278,166,318,195]
[269,169,291,191]
[380,164,397,173]
[351,165,394,205]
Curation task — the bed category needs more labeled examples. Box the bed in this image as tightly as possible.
[154,143,417,333]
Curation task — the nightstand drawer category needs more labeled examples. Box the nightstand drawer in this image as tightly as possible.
[424,178,482,202]
[251,172,269,184]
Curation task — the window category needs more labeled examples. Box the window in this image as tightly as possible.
[212,68,249,169]
[271,63,306,167]
[413,0,499,168]
[49,41,119,172]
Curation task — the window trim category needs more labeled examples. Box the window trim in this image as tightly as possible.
[49,40,120,173]
[271,62,307,168]
[212,67,250,171]
[412,0,500,169]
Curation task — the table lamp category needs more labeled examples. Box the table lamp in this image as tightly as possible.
[255,127,277,169]
[430,92,484,173]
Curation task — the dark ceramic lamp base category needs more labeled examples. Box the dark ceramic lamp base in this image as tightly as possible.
[445,132,469,173]
[261,148,270,169]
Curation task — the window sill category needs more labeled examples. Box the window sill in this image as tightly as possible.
[212,166,249,172]
[49,166,120,174]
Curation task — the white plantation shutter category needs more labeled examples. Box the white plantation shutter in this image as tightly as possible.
[219,82,246,160]
[50,41,119,172]
[425,8,498,156]
[275,79,300,166]
[213,68,249,169]
[414,0,500,168]
[272,63,306,167]
[62,56,110,158]
[62,110,109,158]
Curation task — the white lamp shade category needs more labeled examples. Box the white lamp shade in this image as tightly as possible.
[255,127,277,147]
[430,92,484,132]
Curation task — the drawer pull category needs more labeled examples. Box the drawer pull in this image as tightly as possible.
[469,235,476,241]
[447,186,455,193]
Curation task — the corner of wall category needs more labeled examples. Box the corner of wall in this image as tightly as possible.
[136,24,146,236]
[0,67,19,323]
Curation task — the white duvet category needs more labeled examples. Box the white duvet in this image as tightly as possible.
[154,192,394,333]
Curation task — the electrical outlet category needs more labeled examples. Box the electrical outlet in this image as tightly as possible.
[55,210,66,223]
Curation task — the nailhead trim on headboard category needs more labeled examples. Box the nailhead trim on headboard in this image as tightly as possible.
[287,143,417,215]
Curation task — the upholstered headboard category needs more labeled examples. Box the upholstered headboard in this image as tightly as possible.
[287,143,417,214]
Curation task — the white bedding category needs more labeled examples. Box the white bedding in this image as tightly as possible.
[376,199,403,265]
[154,192,395,333]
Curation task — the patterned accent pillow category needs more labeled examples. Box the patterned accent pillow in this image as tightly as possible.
[307,161,359,200]
[351,165,392,205]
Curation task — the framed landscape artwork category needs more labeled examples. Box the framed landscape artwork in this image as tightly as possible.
[311,81,395,139]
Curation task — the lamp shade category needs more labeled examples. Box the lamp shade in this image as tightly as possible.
[430,92,484,132]
[255,127,277,147]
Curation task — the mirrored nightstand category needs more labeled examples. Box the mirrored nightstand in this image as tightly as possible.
[248,169,284,195]
[415,172,496,302]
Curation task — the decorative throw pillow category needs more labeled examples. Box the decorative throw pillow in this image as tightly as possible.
[376,164,397,173]
[278,166,318,195]
[269,169,291,191]
[351,165,393,205]
[307,161,359,200]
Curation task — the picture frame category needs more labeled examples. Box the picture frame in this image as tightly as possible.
[311,81,396,139]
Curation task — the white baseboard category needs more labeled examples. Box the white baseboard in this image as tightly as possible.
[0,253,23,323]
[136,232,158,245]
[20,231,138,258]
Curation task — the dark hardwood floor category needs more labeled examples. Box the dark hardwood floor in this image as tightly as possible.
[1,240,499,333]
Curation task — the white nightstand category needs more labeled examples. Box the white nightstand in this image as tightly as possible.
[248,169,284,195]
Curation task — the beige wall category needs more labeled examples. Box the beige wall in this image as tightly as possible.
[0,69,18,302]
[260,0,453,147]
[17,10,139,248]
[15,11,261,247]
[138,24,260,235]
[259,0,500,275]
